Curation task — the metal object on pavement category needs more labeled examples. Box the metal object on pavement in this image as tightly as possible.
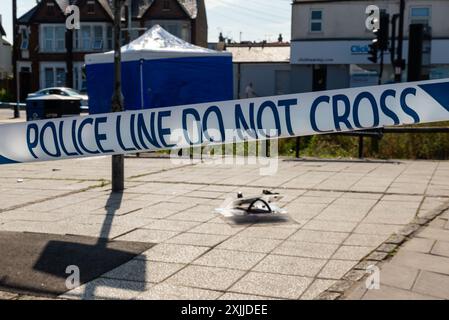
[215,190,287,217]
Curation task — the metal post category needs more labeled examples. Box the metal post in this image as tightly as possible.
[112,0,125,192]
[12,0,20,118]
[295,137,300,158]
[266,139,271,158]
[358,136,364,159]
[379,47,384,85]
[65,29,74,88]
[395,0,405,83]
[127,0,132,41]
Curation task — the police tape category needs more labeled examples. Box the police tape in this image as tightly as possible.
[1,79,448,165]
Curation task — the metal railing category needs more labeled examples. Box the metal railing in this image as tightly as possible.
[295,127,449,159]
[0,102,26,110]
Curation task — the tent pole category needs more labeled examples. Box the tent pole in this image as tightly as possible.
[140,59,144,109]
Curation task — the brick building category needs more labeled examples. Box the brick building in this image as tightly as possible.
[15,0,207,100]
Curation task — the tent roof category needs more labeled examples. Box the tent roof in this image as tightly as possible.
[86,25,231,64]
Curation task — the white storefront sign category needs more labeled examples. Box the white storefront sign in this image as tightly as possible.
[291,40,449,65]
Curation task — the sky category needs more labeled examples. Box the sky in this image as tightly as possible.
[0,0,292,44]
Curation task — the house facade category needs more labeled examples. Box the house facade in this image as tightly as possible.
[15,0,207,100]
[290,0,449,93]
[0,15,12,80]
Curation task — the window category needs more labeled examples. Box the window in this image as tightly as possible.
[47,2,55,16]
[107,26,113,49]
[20,29,29,50]
[411,7,430,25]
[43,26,53,51]
[93,26,103,50]
[43,65,67,88]
[81,26,91,50]
[55,27,65,51]
[310,9,323,32]
[41,25,66,52]
[44,68,54,88]
[74,65,87,91]
[163,0,170,10]
[75,25,106,51]
[56,68,66,87]
[87,0,95,14]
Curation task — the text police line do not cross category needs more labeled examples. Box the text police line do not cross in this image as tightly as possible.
[0,79,448,165]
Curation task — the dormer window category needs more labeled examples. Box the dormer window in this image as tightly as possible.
[163,0,171,11]
[47,2,55,16]
[87,1,95,14]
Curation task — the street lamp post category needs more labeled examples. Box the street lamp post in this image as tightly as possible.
[112,0,125,192]
[12,0,20,118]
[395,0,406,83]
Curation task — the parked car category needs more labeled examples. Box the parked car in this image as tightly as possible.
[26,95,83,121]
[27,87,89,108]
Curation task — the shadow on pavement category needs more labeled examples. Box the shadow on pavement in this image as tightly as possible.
[224,214,294,226]
[0,191,153,298]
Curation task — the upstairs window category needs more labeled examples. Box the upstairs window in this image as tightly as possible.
[310,9,323,32]
[410,7,430,25]
[107,25,113,50]
[92,25,103,50]
[47,2,55,16]
[74,25,105,51]
[87,1,95,14]
[20,29,29,50]
[55,26,65,51]
[42,25,66,52]
[163,0,171,11]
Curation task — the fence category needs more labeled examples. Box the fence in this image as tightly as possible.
[294,127,449,159]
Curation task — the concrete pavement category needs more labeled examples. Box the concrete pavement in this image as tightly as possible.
[345,209,449,300]
[0,154,448,300]
[0,109,26,122]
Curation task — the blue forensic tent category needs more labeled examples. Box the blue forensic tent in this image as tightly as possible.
[85,25,233,114]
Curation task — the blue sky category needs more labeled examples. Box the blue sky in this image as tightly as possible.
[0,0,292,44]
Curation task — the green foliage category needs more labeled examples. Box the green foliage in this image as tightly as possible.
[0,88,13,102]
[278,122,449,160]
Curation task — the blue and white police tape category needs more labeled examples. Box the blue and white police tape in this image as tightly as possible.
[0,78,448,165]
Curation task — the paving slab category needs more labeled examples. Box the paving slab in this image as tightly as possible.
[402,238,435,253]
[229,272,312,299]
[62,278,151,300]
[273,241,339,259]
[300,279,337,300]
[193,249,266,270]
[217,236,283,253]
[165,232,229,247]
[391,251,449,275]
[361,285,439,300]
[412,271,449,299]
[135,283,222,300]
[137,243,210,264]
[318,260,358,280]
[166,265,245,291]
[431,240,449,257]
[253,254,326,277]
[102,259,185,283]
[377,264,420,290]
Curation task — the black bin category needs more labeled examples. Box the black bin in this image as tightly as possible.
[26,95,81,121]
